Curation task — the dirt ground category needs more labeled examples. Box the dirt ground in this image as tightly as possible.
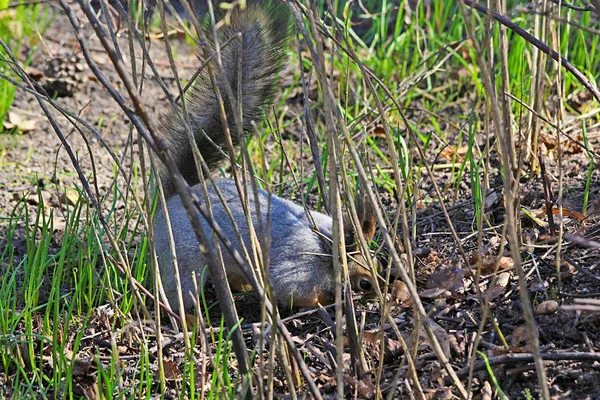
[1,3,600,399]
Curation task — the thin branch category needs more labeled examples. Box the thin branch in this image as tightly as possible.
[464,0,600,104]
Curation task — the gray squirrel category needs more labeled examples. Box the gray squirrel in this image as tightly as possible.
[153,0,379,313]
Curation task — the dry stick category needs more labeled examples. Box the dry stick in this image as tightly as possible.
[319,30,471,268]
[294,35,329,213]
[466,2,502,380]
[153,0,201,361]
[466,222,510,394]
[522,9,600,35]
[254,122,276,400]
[463,0,600,104]
[504,92,600,160]
[309,3,416,396]
[0,69,150,236]
[183,0,269,329]
[292,3,352,399]
[180,3,276,394]
[172,33,240,105]
[547,0,597,11]
[551,2,566,290]
[96,0,123,61]
[496,0,517,175]
[320,0,369,383]
[191,275,210,400]
[161,0,266,392]
[204,0,268,295]
[0,41,156,325]
[65,0,252,384]
[267,117,321,234]
[530,0,550,172]
[301,2,465,398]
[126,1,166,393]
[146,0,267,309]
[455,352,600,380]
[325,30,468,400]
[120,0,149,334]
[539,155,557,237]
[457,1,551,399]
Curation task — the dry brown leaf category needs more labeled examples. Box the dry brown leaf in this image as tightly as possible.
[481,381,493,400]
[420,319,451,359]
[539,205,585,222]
[449,333,466,356]
[427,263,464,294]
[440,145,469,162]
[3,111,37,132]
[361,330,403,363]
[372,125,386,137]
[472,255,514,276]
[511,326,529,347]
[72,356,93,377]
[25,66,45,81]
[484,189,500,210]
[343,374,381,399]
[162,360,182,381]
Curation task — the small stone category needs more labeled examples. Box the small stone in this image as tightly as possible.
[535,300,559,315]
[59,191,80,207]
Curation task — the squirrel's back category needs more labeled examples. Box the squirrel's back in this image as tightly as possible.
[159,0,291,196]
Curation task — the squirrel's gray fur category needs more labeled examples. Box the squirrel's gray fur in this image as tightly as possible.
[154,0,377,313]
[159,0,291,197]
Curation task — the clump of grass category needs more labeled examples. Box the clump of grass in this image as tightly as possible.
[0,0,51,130]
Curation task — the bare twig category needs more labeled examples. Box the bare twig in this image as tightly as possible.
[464,0,600,104]
[454,352,600,380]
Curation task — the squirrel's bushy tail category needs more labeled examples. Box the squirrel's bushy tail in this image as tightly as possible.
[160,0,291,197]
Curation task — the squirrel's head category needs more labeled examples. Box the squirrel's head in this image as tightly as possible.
[343,191,382,299]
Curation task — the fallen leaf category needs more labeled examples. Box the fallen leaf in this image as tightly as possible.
[162,360,182,381]
[420,319,451,359]
[440,145,469,161]
[72,356,93,377]
[449,333,466,356]
[343,374,380,399]
[471,255,514,276]
[25,66,45,81]
[511,326,529,347]
[481,381,493,400]
[427,263,464,294]
[59,191,80,207]
[361,330,403,363]
[539,205,585,222]
[3,111,37,132]
[522,207,549,228]
[484,188,501,210]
